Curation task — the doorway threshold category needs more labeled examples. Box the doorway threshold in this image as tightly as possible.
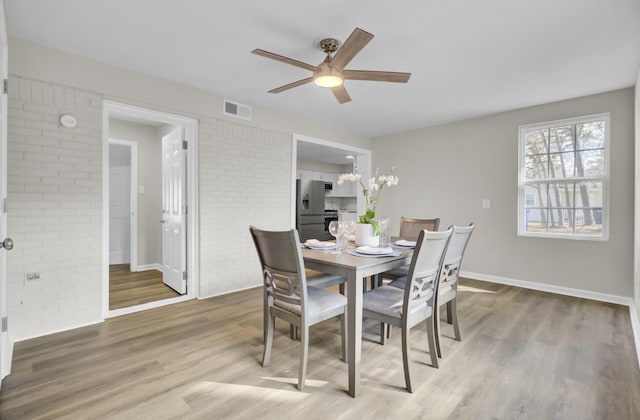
[106,294,193,318]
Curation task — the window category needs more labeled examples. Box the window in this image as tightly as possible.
[518,113,609,240]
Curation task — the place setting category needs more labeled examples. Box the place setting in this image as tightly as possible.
[302,239,336,250]
[389,239,417,249]
[347,245,401,258]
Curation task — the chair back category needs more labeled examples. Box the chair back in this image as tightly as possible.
[249,226,308,312]
[399,217,441,241]
[440,223,475,291]
[403,228,452,323]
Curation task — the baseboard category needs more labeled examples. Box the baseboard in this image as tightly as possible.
[132,263,163,272]
[462,270,640,368]
[14,319,104,343]
[197,283,261,301]
[462,271,634,306]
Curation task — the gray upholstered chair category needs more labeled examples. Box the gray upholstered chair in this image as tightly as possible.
[376,217,440,287]
[362,228,452,393]
[389,223,475,357]
[399,217,441,241]
[433,223,474,356]
[249,226,348,391]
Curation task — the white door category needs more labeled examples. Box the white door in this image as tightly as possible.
[161,129,186,294]
[0,0,10,386]
[109,163,131,264]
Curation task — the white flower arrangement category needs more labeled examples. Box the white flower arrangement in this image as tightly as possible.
[338,166,398,235]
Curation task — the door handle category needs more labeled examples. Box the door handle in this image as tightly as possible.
[1,237,13,250]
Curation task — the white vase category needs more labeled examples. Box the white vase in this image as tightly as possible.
[355,223,379,247]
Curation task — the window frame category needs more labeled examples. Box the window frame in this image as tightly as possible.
[517,113,610,241]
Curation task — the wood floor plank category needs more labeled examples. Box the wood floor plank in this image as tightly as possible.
[109,264,180,310]
[1,279,639,419]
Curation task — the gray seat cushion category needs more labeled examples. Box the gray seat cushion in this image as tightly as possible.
[382,264,409,278]
[305,269,346,289]
[275,286,347,317]
[362,285,406,319]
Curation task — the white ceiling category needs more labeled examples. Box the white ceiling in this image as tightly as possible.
[5,0,640,138]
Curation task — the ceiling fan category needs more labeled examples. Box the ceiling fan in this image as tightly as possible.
[252,27,411,104]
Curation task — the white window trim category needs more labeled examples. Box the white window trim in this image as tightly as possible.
[517,113,610,241]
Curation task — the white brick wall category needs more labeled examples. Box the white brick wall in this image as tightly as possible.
[6,75,296,339]
[198,117,291,297]
[7,76,103,340]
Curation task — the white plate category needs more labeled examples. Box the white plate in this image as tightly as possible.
[347,249,401,258]
[305,244,337,250]
[355,246,394,255]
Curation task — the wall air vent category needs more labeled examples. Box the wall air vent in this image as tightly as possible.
[223,99,252,121]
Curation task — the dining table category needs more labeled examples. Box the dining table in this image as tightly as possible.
[301,242,413,397]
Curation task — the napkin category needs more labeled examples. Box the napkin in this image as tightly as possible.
[356,246,394,254]
[304,239,334,248]
[395,239,417,247]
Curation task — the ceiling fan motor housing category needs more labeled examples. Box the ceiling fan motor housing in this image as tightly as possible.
[319,38,339,54]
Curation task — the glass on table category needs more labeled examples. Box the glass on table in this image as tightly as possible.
[328,220,344,254]
[378,217,391,247]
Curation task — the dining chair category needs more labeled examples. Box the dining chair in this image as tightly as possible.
[249,226,348,391]
[375,217,441,287]
[399,217,441,241]
[389,223,475,358]
[362,228,452,393]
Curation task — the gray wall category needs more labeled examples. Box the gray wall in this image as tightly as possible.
[108,119,163,267]
[373,88,634,298]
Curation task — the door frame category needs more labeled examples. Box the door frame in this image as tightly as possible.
[291,133,371,228]
[108,139,138,269]
[102,100,199,318]
[0,0,10,385]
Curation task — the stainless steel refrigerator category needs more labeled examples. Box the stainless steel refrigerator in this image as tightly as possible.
[296,179,329,241]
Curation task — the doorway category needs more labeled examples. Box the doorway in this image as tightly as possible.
[102,101,199,318]
[291,133,371,227]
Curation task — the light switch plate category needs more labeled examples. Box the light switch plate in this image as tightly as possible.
[482,199,491,209]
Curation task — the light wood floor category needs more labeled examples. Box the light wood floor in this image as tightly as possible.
[109,264,180,310]
[1,279,639,419]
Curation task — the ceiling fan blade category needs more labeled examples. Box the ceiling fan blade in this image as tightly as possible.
[252,49,318,72]
[330,28,374,69]
[344,70,411,83]
[331,84,351,104]
[268,77,314,93]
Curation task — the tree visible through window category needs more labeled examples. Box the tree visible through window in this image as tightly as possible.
[518,114,609,239]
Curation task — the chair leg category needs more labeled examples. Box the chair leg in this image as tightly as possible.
[450,298,461,341]
[435,306,442,358]
[339,283,345,295]
[446,300,453,324]
[401,326,413,393]
[387,324,392,339]
[426,318,439,369]
[379,322,386,345]
[298,325,309,391]
[262,313,275,367]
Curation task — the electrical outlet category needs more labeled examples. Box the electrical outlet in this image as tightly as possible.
[482,199,491,209]
[26,272,41,281]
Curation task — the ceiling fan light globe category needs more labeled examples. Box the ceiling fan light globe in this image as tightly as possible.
[313,66,344,88]
[314,75,343,88]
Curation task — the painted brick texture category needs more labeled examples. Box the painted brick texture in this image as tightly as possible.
[198,117,291,297]
[6,75,294,339]
[7,76,103,340]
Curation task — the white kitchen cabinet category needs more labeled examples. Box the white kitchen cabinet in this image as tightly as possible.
[296,169,314,180]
